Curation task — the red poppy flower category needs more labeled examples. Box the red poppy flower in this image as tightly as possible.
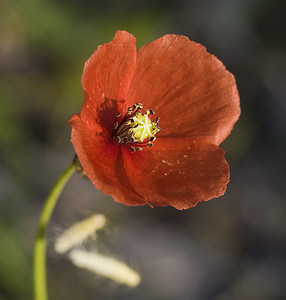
[68,31,240,210]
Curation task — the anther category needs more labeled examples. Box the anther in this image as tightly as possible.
[146,109,155,115]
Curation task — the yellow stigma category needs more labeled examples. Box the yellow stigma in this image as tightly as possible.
[114,103,160,152]
[131,112,155,142]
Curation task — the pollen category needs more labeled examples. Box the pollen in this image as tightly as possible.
[114,103,160,152]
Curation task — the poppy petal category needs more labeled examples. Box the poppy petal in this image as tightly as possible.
[123,138,230,209]
[82,30,137,110]
[127,34,240,145]
[69,114,146,206]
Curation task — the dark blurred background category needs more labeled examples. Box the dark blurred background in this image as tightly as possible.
[1,0,286,299]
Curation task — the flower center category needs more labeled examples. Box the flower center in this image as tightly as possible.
[114,103,160,152]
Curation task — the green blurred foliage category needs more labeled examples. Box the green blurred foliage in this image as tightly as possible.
[0,222,31,299]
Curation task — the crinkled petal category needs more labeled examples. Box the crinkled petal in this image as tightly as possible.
[123,137,230,209]
[82,30,137,111]
[69,31,239,210]
[127,34,240,145]
[69,114,145,206]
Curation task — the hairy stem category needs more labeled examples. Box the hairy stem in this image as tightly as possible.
[33,163,76,300]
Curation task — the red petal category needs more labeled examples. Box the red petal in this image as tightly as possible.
[77,31,138,137]
[127,34,240,145]
[69,114,146,206]
[82,30,137,110]
[123,138,230,210]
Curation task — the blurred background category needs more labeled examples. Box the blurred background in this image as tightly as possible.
[1,0,286,299]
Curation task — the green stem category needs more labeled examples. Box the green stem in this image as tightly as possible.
[33,163,76,300]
